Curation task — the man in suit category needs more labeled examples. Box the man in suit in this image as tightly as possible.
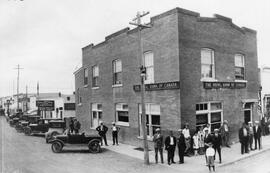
[177,129,186,164]
[153,128,164,164]
[253,121,262,150]
[204,129,213,165]
[239,122,249,154]
[220,120,230,147]
[96,121,108,146]
[165,130,176,165]
[212,129,222,163]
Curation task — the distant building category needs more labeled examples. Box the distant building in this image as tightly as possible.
[74,7,259,146]
[261,67,270,118]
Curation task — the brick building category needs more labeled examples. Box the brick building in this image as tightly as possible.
[74,7,259,147]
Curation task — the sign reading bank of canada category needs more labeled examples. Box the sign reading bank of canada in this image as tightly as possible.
[36,100,55,111]
[203,82,246,89]
[133,81,180,92]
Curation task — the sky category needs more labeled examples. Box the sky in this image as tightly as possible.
[0,0,270,97]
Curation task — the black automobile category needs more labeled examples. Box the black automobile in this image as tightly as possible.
[15,115,40,132]
[24,119,50,135]
[50,133,102,153]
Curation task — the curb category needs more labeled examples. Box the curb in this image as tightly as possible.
[218,147,270,167]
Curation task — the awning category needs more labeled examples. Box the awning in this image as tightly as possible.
[241,99,258,103]
[26,109,38,115]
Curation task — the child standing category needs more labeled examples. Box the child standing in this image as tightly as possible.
[206,142,215,172]
[193,132,199,156]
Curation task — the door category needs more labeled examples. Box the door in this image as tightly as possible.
[92,111,102,128]
[244,110,251,125]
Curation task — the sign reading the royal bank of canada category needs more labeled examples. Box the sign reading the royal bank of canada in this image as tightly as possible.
[133,81,180,92]
[203,82,246,89]
[36,100,55,111]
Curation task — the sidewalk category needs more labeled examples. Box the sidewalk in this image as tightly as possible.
[105,135,270,172]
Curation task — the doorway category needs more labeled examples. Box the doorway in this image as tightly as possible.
[244,102,252,125]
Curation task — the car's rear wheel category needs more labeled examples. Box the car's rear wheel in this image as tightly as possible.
[88,139,101,153]
[51,142,63,153]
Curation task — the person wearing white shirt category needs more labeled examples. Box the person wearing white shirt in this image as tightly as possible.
[183,123,191,155]
[165,131,176,165]
[206,143,215,172]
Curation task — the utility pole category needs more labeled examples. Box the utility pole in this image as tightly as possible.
[25,85,28,112]
[14,64,23,112]
[130,11,151,165]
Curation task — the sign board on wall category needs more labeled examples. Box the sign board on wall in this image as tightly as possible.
[36,100,55,111]
[203,82,246,89]
[133,81,180,92]
[64,103,76,110]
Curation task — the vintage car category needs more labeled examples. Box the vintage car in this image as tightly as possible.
[15,115,40,132]
[9,117,20,127]
[45,120,66,143]
[50,133,102,153]
[24,119,50,135]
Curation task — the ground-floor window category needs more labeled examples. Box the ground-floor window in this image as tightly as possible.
[91,103,102,128]
[115,103,129,126]
[196,102,223,132]
[139,103,160,138]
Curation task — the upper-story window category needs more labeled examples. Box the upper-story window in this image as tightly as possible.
[92,65,99,88]
[143,51,154,84]
[112,59,122,85]
[235,54,245,80]
[201,48,215,79]
[84,68,88,85]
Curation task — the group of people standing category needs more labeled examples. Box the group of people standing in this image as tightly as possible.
[239,121,262,154]
[95,121,120,146]
[69,118,81,134]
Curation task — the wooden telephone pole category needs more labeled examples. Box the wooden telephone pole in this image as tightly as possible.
[14,64,23,112]
[130,11,151,165]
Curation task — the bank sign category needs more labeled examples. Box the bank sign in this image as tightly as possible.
[133,81,180,92]
[203,82,246,89]
[36,100,55,111]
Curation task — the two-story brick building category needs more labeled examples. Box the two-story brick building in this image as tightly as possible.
[74,7,259,147]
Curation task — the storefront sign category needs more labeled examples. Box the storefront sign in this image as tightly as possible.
[133,81,180,92]
[36,100,55,111]
[64,103,76,110]
[203,82,246,89]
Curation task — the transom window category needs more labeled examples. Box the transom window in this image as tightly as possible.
[91,103,102,128]
[113,59,122,85]
[235,54,245,80]
[139,103,160,138]
[84,68,88,85]
[196,102,222,132]
[143,52,154,84]
[201,48,215,79]
[92,65,99,88]
[115,103,129,126]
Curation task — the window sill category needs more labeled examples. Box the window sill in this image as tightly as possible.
[200,78,218,82]
[84,84,88,88]
[112,84,123,88]
[92,87,100,90]
[116,121,129,127]
[77,103,82,106]
[235,79,247,83]
[137,136,153,141]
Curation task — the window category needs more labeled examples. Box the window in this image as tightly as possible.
[92,65,99,88]
[139,104,160,138]
[196,102,222,132]
[115,103,129,126]
[112,59,122,85]
[201,48,215,79]
[143,52,154,84]
[84,68,88,85]
[235,54,245,80]
[77,88,82,105]
[91,103,102,128]
[67,97,70,101]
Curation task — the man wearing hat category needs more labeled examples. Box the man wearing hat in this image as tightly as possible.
[177,129,186,164]
[248,121,254,150]
[96,121,108,146]
[239,122,249,154]
[212,129,222,163]
[253,121,262,150]
[153,128,164,164]
[220,120,230,147]
[165,130,176,165]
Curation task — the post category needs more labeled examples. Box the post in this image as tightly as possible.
[14,64,23,112]
[130,11,151,165]
[25,85,28,112]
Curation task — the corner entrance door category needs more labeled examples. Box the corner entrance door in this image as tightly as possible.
[244,102,253,125]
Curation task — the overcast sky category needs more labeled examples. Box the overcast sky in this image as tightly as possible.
[0,0,269,97]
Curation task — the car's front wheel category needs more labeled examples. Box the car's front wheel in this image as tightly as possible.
[88,139,101,153]
[51,142,63,153]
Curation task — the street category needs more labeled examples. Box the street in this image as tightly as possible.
[1,116,270,173]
